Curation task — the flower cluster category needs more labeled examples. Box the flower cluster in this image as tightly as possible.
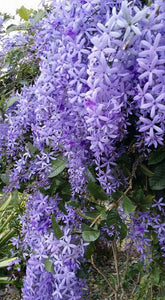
[135,0,165,147]
[3,0,164,196]
[152,198,165,257]
[0,0,165,299]
[17,192,87,300]
[120,197,165,261]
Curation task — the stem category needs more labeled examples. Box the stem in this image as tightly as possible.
[131,271,140,297]
[90,203,115,228]
[151,285,153,299]
[90,255,117,294]
[112,241,120,290]
[120,252,130,300]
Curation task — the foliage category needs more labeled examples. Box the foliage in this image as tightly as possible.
[0,0,165,299]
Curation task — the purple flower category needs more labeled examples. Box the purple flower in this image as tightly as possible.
[152,198,165,211]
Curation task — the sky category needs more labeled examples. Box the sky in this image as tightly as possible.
[0,0,44,15]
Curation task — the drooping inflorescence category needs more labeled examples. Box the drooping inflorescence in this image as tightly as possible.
[0,0,165,299]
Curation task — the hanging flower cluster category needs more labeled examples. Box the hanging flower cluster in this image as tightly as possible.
[0,0,165,299]
[16,192,87,300]
[3,0,164,195]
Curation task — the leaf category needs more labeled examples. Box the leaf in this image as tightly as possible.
[119,222,127,240]
[6,24,19,33]
[0,193,11,211]
[149,163,165,190]
[95,206,107,220]
[11,190,19,206]
[44,258,55,273]
[0,277,11,284]
[108,273,117,286]
[67,200,80,208]
[148,150,165,165]
[86,168,96,182]
[84,210,101,220]
[87,181,108,201]
[106,208,119,227]
[141,194,154,209]
[84,243,95,259]
[82,223,100,242]
[17,6,32,21]
[84,207,106,221]
[134,189,144,204]
[140,164,154,177]
[0,211,16,233]
[77,263,89,279]
[32,10,45,24]
[122,194,136,214]
[6,96,19,108]
[51,214,63,239]
[48,158,66,178]
[152,265,160,285]
[106,208,127,240]
[0,229,16,247]
[140,274,149,285]
[0,257,18,268]
[1,173,9,185]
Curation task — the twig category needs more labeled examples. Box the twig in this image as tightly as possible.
[112,241,120,290]
[119,252,130,300]
[131,271,141,298]
[90,255,117,294]
[90,203,115,228]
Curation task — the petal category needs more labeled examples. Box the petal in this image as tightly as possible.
[144,93,154,102]
[131,25,141,36]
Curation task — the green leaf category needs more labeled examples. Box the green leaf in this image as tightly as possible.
[67,200,80,208]
[0,277,11,284]
[51,214,63,239]
[149,163,165,190]
[106,208,119,227]
[84,210,101,220]
[0,229,16,247]
[140,164,154,177]
[6,96,19,108]
[44,258,55,273]
[152,265,160,285]
[18,80,28,85]
[0,257,18,268]
[142,194,154,209]
[48,158,66,178]
[122,194,136,214]
[86,167,96,182]
[1,173,9,185]
[77,263,89,279]
[106,208,127,240]
[84,243,95,259]
[108,273,117,286]
[134,189,145,204]
[11,190,19,206]
[119,222,127,240]
[148,150,165,165]
[87,181,108,201]
[32,10,45,24]
[6,24,19,33]
[0,193,11,211]
[17,6,32,21]
[0,211,16,233]
[3,61,10,69]
[82,223,100,242]
[84,208,106,221]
